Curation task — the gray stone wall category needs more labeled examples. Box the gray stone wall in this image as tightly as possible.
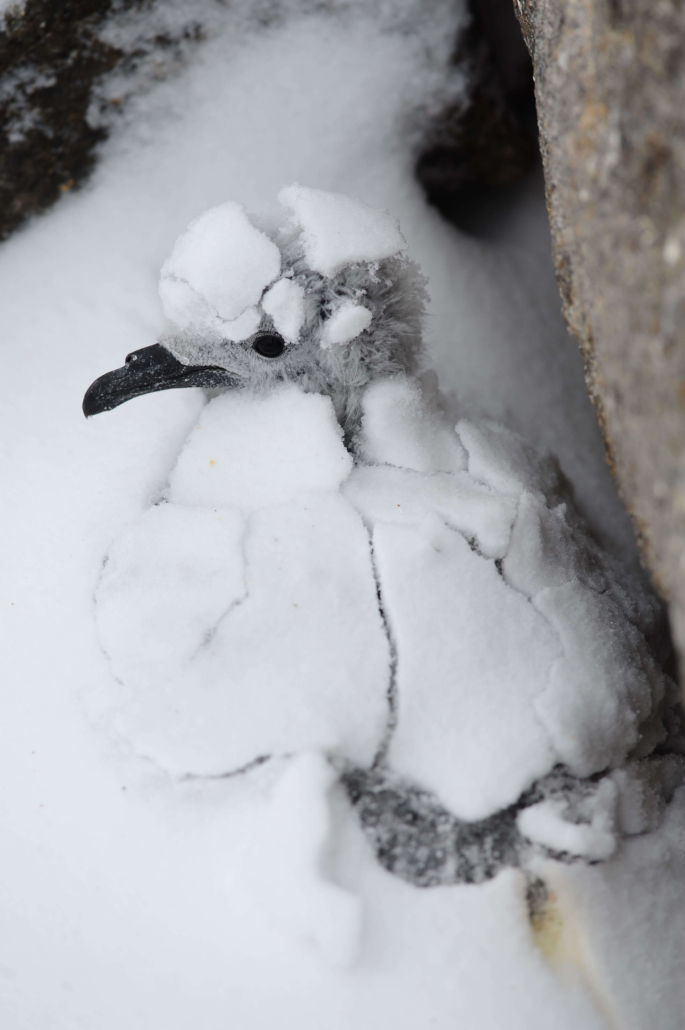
[514,0,685,669]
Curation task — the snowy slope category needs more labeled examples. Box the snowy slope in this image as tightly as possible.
[0,3,680,1028]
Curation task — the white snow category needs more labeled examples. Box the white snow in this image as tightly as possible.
[262,276,306,343]
[533,583,666,775]
[97,489,390,775]
[533,786,685,1030]
[168,384,352,513]
[375,516,559,820]
[96,503,245,685]
[279,183,406,277]
[342,465,516,559]
[241,753,363,968]
[321,299,372,347]
[94,382,388,776]
[359,375,467,474]
[159,201,281,339]
[457,418,562,502]
[517,779,618,861]
[503,491,608,597]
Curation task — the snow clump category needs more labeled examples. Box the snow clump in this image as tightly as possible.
[261,277,306,343]
[159,201,281,341]
[279,183,406,277]
[321,299,372,348]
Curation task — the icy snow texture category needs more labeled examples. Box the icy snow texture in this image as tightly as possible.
[343,465,516,560]
[262,276,306,343]
[349,396,670,820]
[241,753,362,967]
[517,778,618,861]
[375,518,559,819]
[358,375,467,474]
[279,183,406,276]
[96,387,388,775]
[168,384,353,512]
[0,0,680,1026]
[159,201,281,340]
[321,299,372,347]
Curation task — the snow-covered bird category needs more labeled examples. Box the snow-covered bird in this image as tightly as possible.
[83,187,683,987]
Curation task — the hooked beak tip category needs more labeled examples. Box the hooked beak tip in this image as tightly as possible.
[82,344,239,417]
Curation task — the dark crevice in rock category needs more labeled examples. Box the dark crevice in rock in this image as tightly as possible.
[415,0,538,237]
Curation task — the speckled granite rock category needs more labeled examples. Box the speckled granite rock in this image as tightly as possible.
[513,0,685,669]
[0,0,205,241]
[0,0,120,240]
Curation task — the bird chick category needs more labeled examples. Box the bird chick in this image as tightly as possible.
[83,184,428,444]
[83,185,683,894]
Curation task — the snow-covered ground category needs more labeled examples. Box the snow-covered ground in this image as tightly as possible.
[1,3,683,1028]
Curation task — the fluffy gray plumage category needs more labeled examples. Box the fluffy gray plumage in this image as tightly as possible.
[162,229,429,441]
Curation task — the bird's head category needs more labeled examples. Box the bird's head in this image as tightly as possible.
[83,185,427,438]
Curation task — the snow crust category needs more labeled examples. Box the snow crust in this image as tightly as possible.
[262,276,306,343]
[358,375,467,474]
[159,201,281,340]
[279,183,406,276]
[168,384,352,512]
[376,518,559,819]
[321,299,372,347]
[96,387,387,776]
[517,779,618,861]
[343,465,516,560]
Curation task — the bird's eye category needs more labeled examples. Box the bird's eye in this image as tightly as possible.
[253,333,285,358]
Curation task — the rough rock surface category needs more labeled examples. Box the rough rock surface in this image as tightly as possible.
[0,0,119,240]
[0,0,205,241]
[513,0,685,668]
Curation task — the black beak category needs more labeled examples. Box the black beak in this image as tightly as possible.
[82,344,239,417]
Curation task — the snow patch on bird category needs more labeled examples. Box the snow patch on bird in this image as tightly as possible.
[517,778,618,860]
[168,384,352,513]
[321,299,372,348]
[358,375,467,474]
[279,183,406,277]
[96,504,245,689]
[342,465,516,560]
[159,201,281,339]
[261,277,305,343]
[373,518,560,820]
[98,493,390,777]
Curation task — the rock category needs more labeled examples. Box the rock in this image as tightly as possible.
[0,0,205,241]
[513,0,685,671]
[0,0,120,241]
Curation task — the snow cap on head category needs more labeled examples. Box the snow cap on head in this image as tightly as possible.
[261,277,306,344]
[278,184,406,277]
[159,201,281,341]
